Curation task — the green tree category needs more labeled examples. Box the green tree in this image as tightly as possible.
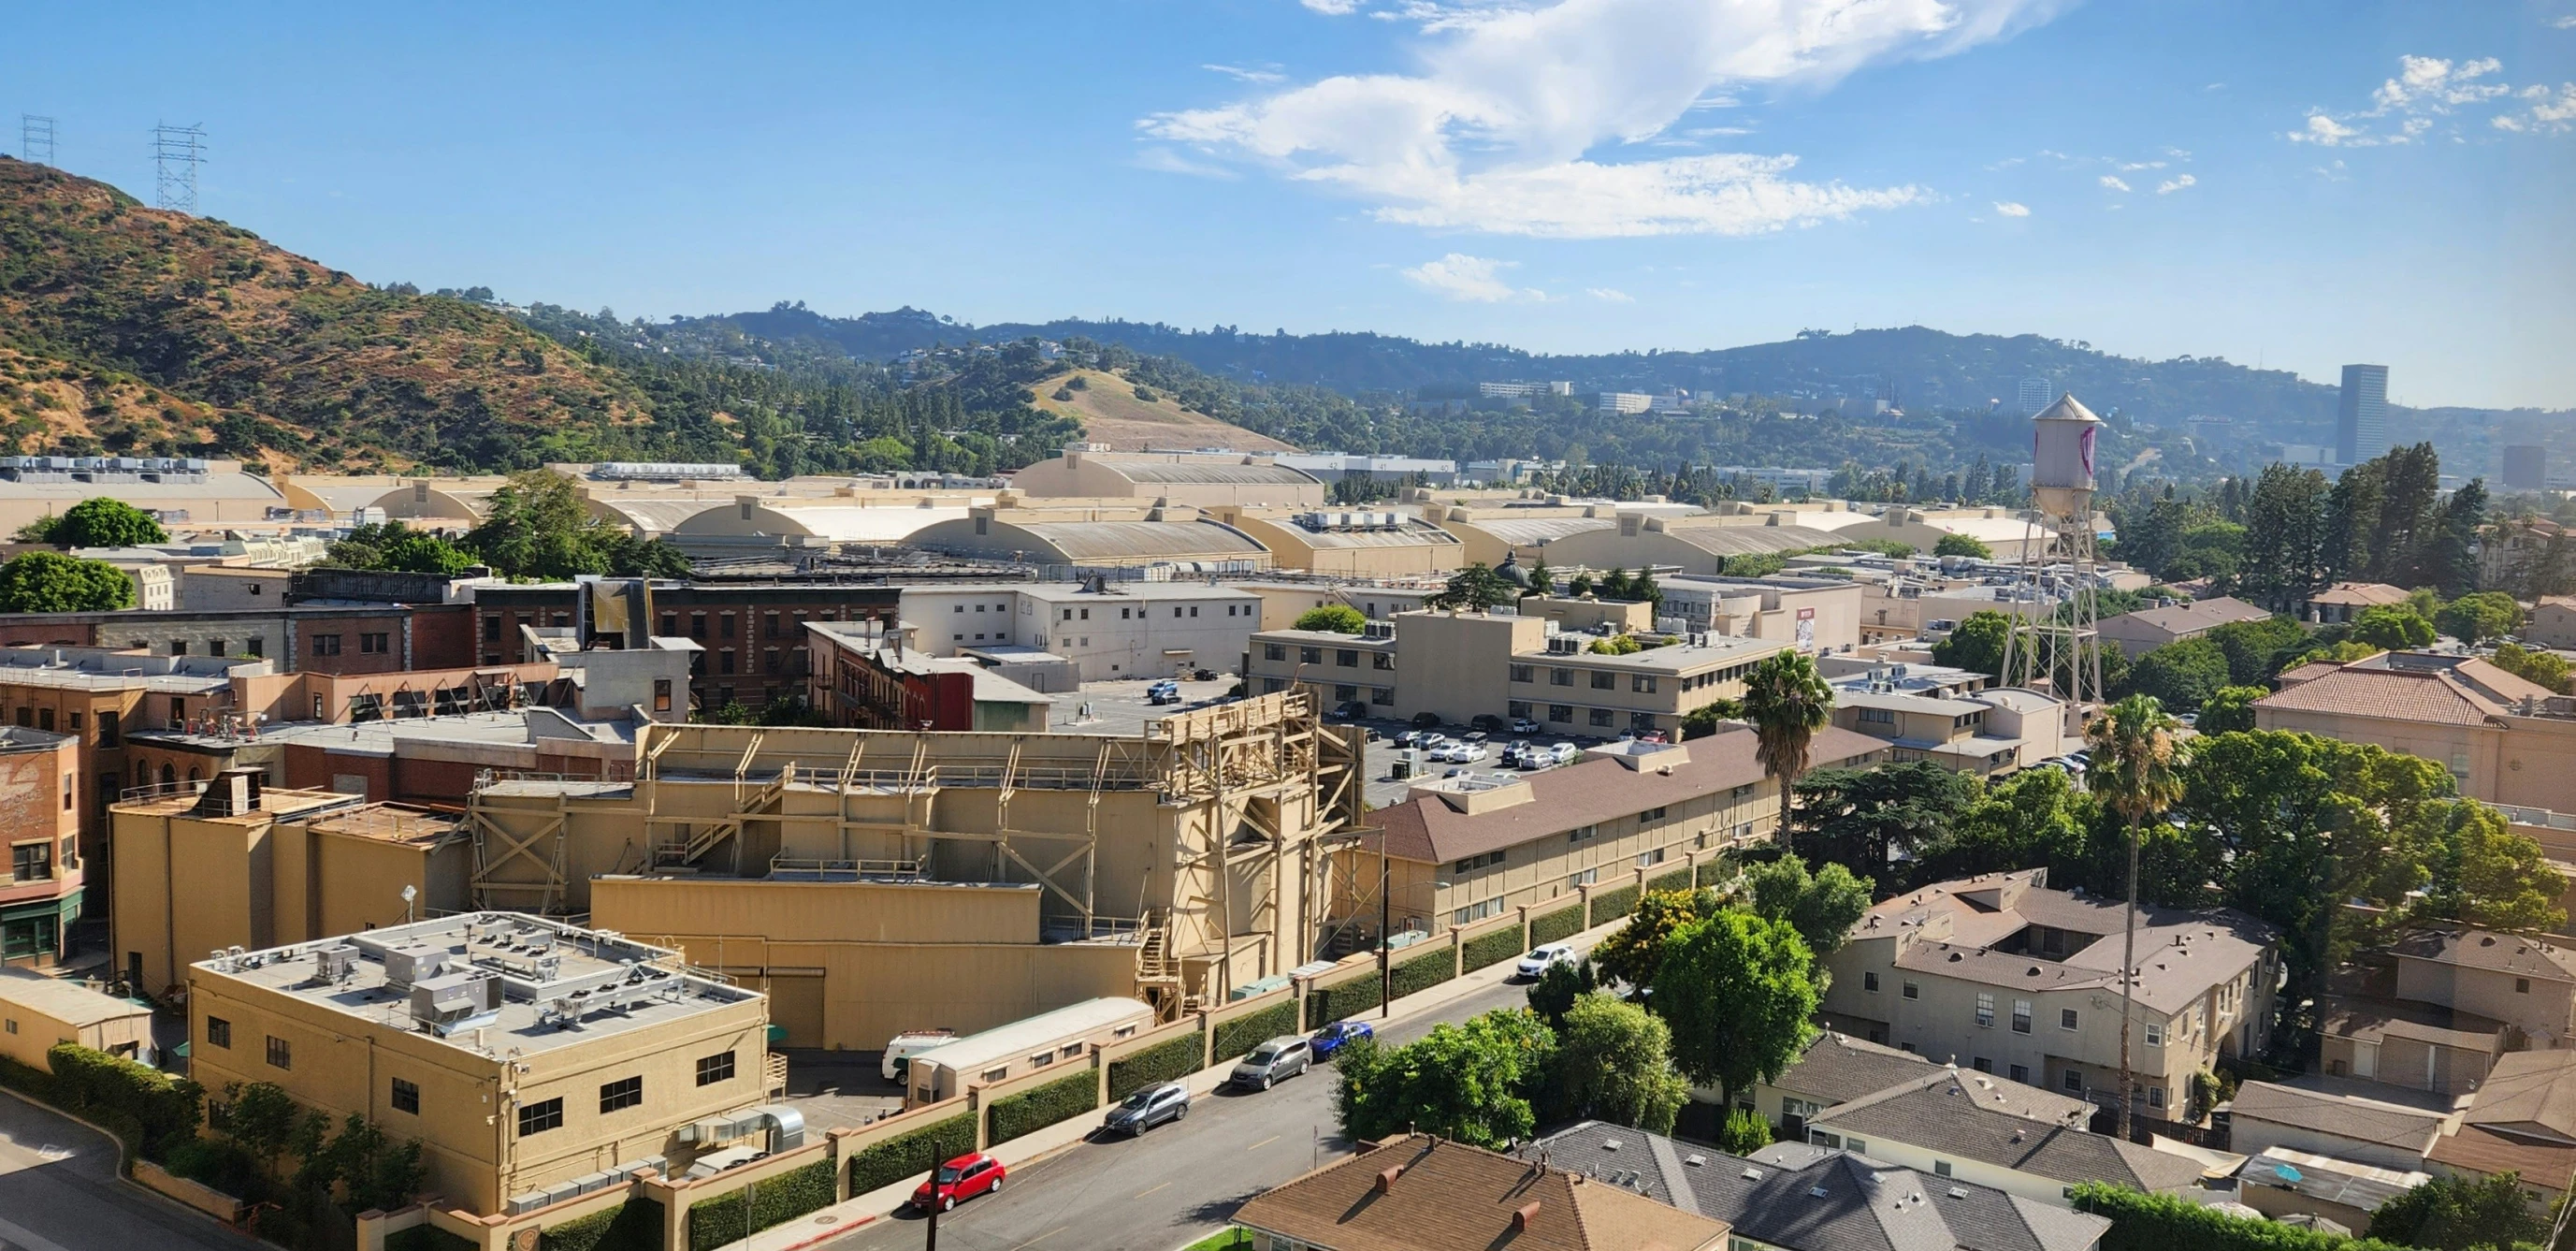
[2204,616,2311,686]
[1744,856,1874,957]
[2366,1170,2548,1250]
[1566,571,1595,598]
[2236,463,2334,613]
[460,469,687,580]
[1652,909,1818,1101]
[2352,604,2436,650]
[0,551,136,612]
[1587,633,1643,655]
[1717,1107,1774,1155]
[1790,761,1981,872]
[2196,685,2265,735]
[1932,610,2012,679]
[1526,557,1555,594]
[1334,1009,1556,1148]
[2489,643,2572,694]
[214,1081,302,1172]
[1593,889,1719,988]
[2086,693,2188,1139]
[1909,766,2106,893]
[2121,638,2231,711]
[1293,604,1368,634]
[2421,801,2569,934]
[19,498,170,548]
[1742,650,1834,845]
[1526,957,1601,1028]
[377,530,477,575]
[1678,700,1743,740]
[1551,992,1689,1135]
[2436,591,2523,645]
[1932,531,1991,559]
[1599,568,1634,600]
[1626,567,1662,610]
[1428,562,1520,612]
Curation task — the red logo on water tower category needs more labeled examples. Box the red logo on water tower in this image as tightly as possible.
[2079,425,2096,477]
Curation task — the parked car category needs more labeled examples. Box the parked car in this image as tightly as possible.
[1430,741,1487,764]
[1394,730,1429,748]
[1546,742,1579,766]
[1509,717,1542,735]
[1329,701,1368,720]
[1516,942,1578,980]
[880,1028,959,1082]
[1145,680,1183,706]
[1104,1081,1191,1135]
[1310,1019,1374,1060]
[1638,730,1669,744]
[912,1153,1006,1211]
[1229,1036,1314,1090]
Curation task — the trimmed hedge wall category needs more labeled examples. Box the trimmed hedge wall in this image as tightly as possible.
[387,1225,479,1251]
[4,1043,204,1164]
[1529,905,1584,947]
[1695,858,1730,888]
[537,1198,661,1251]
[988,1070,1099,1144]
[1107,1033,1202,1102]
[2070,1182,2412,1251]
[1588,884,1640,922]
[1389,948,1454,999]
[1212,1001,1297,1063]
[1647,867,1692,895]
[688,1159,835,1251]
[1461,925,1525,973]
[847,1112,976,1197]
[1304,973,1380,1027]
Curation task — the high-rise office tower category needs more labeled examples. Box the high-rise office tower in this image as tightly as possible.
[2337,364,2389,465]
[2504,446,2548,492]
[2018,376,2053,416]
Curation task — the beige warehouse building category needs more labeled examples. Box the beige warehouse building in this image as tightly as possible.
[1204,506,1467,577]
[1009,448,1326,507]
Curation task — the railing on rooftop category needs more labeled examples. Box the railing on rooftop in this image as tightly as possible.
[2493,802,2576,833]
[766,856,923,880]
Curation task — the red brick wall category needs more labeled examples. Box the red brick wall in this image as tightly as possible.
[409,604,476,671]
[296,613,411,676]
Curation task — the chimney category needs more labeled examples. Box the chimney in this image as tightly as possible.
[1512,1200,1542,1231]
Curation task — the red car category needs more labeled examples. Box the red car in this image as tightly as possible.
[912,1152,1006,1212]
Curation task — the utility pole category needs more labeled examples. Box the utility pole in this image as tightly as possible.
[1378,826,1391,1019]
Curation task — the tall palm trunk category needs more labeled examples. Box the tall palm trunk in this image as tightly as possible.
[2117,810,2140,1141]
[1775,764,1796,846]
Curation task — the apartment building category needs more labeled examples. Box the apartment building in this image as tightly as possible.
[472,581,899,714]
[2094,595,2275,657]
[897,580,1262,681]
[186,913,768,1217]
[2300,581,2411,625]
[803,620,1054,730]
[2386,928,2576,1049]
[1800,1069,2207,1206]
[0,728,81,967]
[1245,608,1789,739]
[1831,668,2075,776]
[1357,730,1885,937]
[1819,869,2279,1120]
[2257,652,2576,809]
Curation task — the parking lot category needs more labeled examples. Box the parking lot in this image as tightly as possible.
[1051,678,1620,809]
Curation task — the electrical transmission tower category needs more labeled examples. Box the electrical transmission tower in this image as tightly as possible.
[152,123,206,212]
[22,115,55,166]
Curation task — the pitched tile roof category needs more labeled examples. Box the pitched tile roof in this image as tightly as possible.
[2255,666,2503,727]
[1231,1134,1730,1251]
[1853,871,2277,1014]
[2227,1082,2452,1155]
[1807,1069,2207,1193]
[2390,927,2576,982]
[1371,725,1886,864]
[2308,582,2412,607]
[2102,596,2274,637]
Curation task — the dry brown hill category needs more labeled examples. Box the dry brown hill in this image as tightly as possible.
[1028,367,1293,452]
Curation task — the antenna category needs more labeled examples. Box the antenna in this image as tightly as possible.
[22,115,55,166]
[152,123,207,212]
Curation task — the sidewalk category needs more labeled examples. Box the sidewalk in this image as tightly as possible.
[756,917,1629,1250]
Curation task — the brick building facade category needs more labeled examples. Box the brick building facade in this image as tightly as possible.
[472,583,897,714]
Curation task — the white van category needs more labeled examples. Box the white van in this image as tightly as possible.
[882,1029,960,1082]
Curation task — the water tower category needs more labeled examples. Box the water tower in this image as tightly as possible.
[1999,394,2107,714]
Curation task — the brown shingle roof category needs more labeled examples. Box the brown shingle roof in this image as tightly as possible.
[1808,1069,2207,1193]
[2228,1082,2452,1155]
[2391,928,2576,982]
[1371,726,1885,864]
[2308,582,2412,607]
[2256,667,2503,727]
[1230,1134,1730,1251]
[2462,1050,2576,1141]
[2427,1126,2576,1194]
[2104,596,2274,636]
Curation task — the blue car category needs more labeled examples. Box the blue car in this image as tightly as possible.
[1310,1019,1374,1059]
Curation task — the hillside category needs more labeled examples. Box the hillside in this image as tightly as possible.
[0,157,650,471]
[0,344,312,471]
[1027,367,1292,452]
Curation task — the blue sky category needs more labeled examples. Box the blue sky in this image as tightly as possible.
[7,1,2572,409]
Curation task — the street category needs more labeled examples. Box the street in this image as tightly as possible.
[0,1091,261,1251]
[822,970,1562,1251]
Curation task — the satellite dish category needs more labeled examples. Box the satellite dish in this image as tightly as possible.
[401,885,418,903]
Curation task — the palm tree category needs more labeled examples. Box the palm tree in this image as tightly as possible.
[1741,650,1834,847]
[2086,692,2188,1141]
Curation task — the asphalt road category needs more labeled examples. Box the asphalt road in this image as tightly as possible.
[0,1091,263,1251]
[825,974,1556,1251]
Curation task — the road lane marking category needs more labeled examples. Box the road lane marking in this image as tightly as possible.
[1008,1226,1067,1250]
[1135,1182,1171,1198]
[1247,1135,1279,1151]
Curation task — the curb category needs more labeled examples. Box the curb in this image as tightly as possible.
[0,1086,262,1248]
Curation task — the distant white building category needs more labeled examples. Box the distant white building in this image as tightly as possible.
[2018,377,2054,416]
[1598,392,1654,415]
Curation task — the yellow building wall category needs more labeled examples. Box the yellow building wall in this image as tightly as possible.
[0,989,150,1067]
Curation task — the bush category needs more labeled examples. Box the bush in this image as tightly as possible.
[2071,1182,2415,1251]
[1213,1001,1298,1063]
[1695,858,1732,888]
[1462,925,1526,973]
[45,1042,203,1160]
[688,1159,836,1251]
[1647,868,1692,895]
[1589,885,1640,923]
[386,1225,479,1251]
[1389,948,1454,1000]
[163,1136,263,1196]
[1305,973,1382,1027]
[846,1110,977,1197]
[987,1070,1100,1144]
[0,1054,58,1103]
[1530,905,1585,947]
[538,1198,660,1251]
[1717,1107,1773,1154]
[1107,1033,1202,1102]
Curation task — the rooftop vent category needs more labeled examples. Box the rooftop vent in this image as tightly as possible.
[194,767,265,817]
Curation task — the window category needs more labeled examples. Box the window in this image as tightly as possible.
[485,617,502,643]
[1454,851,1506,873]
[696,1052,737,1086]
[1550,668,1572,686]
[1973,1057,1991,1073]
[1858,706,1896,725]
[2143,1023,2164,1047]
[1632,676,1657,693]
[1334,684,1358,702]
[2010,1064,2030,1084]
[1975,993,1995,1027]
[1299,647,1323,664]
[1588,708,1614,727]
[653,679,673,713]
[1453,897,1504,925]
[1864,971,1880,993]
[313,633,344,656]
[1935,1159,1954,1176]
[1337,650,1358,668]
[246,638,263,659]
[391,1078,420,1114]
[98,710,118,748]
[1634,847,1666,867]
[600,1075,644,1113]
[691,615,707,639]
[2012,999,2032,1034]
[1569,823,1599,843]
[266,1035,292,1069]
[207,1017,231,1049]
[721,614,737,638]
[1902,980,1919,1000]
[1372,653,1394,671]
[765,613,781,638]
[1371,687,1394,706]
[517,1097,563,1136]
[1591,672,1616,690]
[1548,705,1573,722]
[1641,806,1667,821]
[1511,665,1535,683]
[2060,1008,2079,1030]
[2062,1069,2084,1093]
[1265,644,1287,662]
[10,842,50,881]
[2147,1086,2166,1109]
[170,640,188,657]
[1569,867,1599,887]
[2517,978,2532,994]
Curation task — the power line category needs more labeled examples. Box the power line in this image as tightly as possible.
[21,114,55,166]
[152,122,206,212]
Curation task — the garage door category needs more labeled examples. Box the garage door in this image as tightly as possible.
[762,971,826,1046]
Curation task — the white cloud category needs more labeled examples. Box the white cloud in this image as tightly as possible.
[1300,0,1362,14]
[1402,253,1542,301]
[2495,83,2576,133]
[1993,200,2031,217]
[1142,0,2068,239]
[1586,286,1635,302]
[2113,160,2165,171]
[2556,14,2576,28]
[2098,175,2131,192]
[1203,64,1284,84]
[2292,53,2553,145]
[2155,172,2196,194]
[2290,112,2371,146]
[1132,147,1241,179]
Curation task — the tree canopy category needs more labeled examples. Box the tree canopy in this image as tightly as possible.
[1650,909,1819,1099]
[2352,604,2435,650]
[1932,610,2011,679]
[1744,855,1874,957]
[1932,531,1991,559]
[2121,638,2231,711]
[1427,562,1520,612]
[1743,650,1835,841]
[1334,1009,1556,1148]
[461,470,690,579]
[2196,685,2266,735]
[2365,1170,2548,1251]
[0,551,136,612]
[1549,992,1689,1135]
[1591,889,1720,989]
[2435,591,2523,645]
[15,497,170,548]
[1292,604,1368,633]
[1791,761,1982,872]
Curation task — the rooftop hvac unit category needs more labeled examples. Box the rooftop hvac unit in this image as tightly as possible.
[311,944,361,984]
[383,945,450,992]
[410,971,503,1036]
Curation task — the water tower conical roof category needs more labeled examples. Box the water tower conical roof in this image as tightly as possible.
[2033,394,2102,425]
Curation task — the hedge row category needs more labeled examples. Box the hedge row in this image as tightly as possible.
[4,1044,203,1165]
[1588,884,1640,921]
[1461,924,1526,973]
[1212,1000,1298,1064]
[1694,858,1730,888]
[1305,972,1381,1027]
[386,1225,478,1251]
[846,1111,976,1197]
[1529,905,1585,947]
[2070,1183,2412,1251]
[688,1159,835,1251]
[1389,948,1454,1000]
[536,1198,660,1251]
[1646,867,1692,895]
[1107,1033,1202,1102]
[988,1070,1099,1144]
